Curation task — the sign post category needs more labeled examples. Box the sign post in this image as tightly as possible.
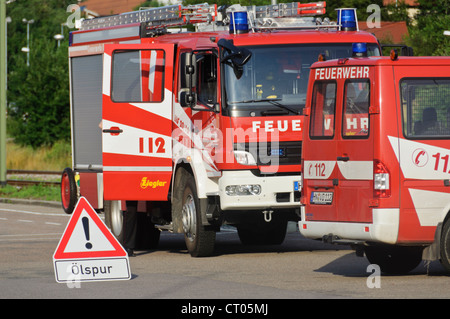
[0,0,7,186]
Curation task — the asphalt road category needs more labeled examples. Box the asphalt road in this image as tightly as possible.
[0,201,449,303]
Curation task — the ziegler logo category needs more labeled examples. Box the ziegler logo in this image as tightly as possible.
[140,177,167,189]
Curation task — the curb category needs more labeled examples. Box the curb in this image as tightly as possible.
[0,197,61,208]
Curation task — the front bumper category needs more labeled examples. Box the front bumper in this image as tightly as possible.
[218,170,301,210]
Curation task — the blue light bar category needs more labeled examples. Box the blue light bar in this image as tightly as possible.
[229,11,249,34]
[352,43,367,57]
[336,8,358,31]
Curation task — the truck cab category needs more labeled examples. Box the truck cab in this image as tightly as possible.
[300,50,450,274]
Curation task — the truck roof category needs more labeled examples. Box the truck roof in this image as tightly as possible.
[151,29,379,48]
[311,56,450,69]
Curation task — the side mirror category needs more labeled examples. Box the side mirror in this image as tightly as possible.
[180,90,197,107]
[217,38,251,80]
[180,52,197,107]
[184,52,197,88]
[217,39,252,67]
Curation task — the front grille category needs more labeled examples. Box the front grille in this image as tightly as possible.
[234,140,302,166]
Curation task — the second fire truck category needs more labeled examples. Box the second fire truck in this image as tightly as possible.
[300,49,450,274]
[62,2,381,256]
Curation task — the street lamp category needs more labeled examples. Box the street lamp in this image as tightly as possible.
[22,18,34,67]
[54,34,64,47]
[54,23,67,47]
[0,0,6,186]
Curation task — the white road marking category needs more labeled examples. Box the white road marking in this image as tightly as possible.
[0,208,67,217]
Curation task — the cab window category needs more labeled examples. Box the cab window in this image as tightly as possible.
[310,81,336,139]
[197,54,217,107]
[178,51,217,108]
[342,79,370,138]
[112,49,165,103]
[401,78,450,138]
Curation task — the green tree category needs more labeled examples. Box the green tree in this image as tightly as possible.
[6,0,75,148]
[382,1,411,25]
[135,0,166,8]
[324,0,384,21]
[414,0,449,16]
[406,0,450,56]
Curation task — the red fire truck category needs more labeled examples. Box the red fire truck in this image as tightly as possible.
[300,49,450,274]
[61,2,381,256]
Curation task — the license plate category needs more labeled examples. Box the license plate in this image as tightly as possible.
[310,191,333,205]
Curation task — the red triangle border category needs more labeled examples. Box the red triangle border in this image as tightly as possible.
[53,197,127,260]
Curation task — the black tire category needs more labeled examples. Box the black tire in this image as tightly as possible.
[439,218,450,272]
[104,200,123,242]
[178,168,215,257]
[237,217,287,245]
[364,245,423,275]
[60,167,77,215]
[105,200,160,250]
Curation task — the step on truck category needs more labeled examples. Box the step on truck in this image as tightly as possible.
[300,48,450,273]
[61,2,381,256]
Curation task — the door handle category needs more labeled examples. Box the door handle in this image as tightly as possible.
[337,156,349,162]
[102,126,123,135]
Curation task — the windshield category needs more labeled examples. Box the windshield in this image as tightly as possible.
[224,43,380,116]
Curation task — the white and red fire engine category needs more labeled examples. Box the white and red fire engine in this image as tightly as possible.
[61,2,381,256]
[300,48,450,274]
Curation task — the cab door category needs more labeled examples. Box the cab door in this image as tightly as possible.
[102,43,175,200]
[335,75,373,222]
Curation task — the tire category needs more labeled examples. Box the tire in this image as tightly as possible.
[179,168,215,257]
[439,218,450,272]
[364,245,423,275]
[237,217,287,245]
[104,200,160,250]
[104,200,123,242]
[60,167,77,215]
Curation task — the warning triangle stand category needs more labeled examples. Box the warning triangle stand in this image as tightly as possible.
[53,196,131,283]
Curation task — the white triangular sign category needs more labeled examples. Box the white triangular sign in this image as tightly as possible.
[63,208,115,253]
[53,197,131,283]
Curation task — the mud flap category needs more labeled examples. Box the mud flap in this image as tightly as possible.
[422,222,442,262]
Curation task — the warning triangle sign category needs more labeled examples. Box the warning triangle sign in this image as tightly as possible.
[53,196,127,260]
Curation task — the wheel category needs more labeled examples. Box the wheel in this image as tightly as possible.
[104,200,123,241]
[105,200,160,250]
[237,215,287,245]
[364,245,423,275]
[179,168,215,257]
[60,167,77,214]
[439,218,450,272]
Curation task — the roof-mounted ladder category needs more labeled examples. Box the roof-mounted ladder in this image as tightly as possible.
[79,2,330,32]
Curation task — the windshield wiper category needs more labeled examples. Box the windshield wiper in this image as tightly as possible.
[267,100,301,115]
[231,98,301,115]
[235,98,282,103]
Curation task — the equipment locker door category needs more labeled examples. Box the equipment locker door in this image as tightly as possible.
[102,43,175,201]
[335,76,373,222]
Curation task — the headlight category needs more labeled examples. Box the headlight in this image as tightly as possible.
[225,184,261,196]
[234,150,257,165]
